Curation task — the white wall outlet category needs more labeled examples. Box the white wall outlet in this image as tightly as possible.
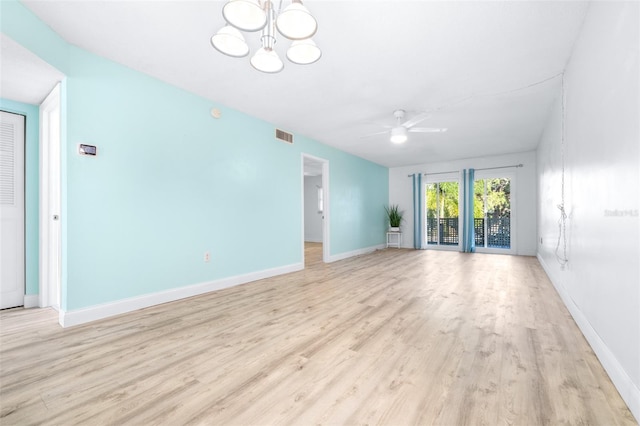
[204,251,210,263]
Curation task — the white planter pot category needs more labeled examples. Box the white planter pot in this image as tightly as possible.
[389,227,400,232]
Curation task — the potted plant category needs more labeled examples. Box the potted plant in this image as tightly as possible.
[385,204,404,231]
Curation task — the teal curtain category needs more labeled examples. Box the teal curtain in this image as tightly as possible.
[412,173,425,249]
[462,169,475,253]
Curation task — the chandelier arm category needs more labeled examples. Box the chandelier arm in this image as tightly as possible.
[262,0,275,50]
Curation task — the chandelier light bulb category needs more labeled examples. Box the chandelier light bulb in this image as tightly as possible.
[276,0,318,40]
[210,25,250,57]
[286,39,322,65]
[223,0,268,32]
[251,47,284,73]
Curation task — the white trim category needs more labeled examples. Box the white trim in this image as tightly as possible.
[59,262,303,328]
[304,238,323,243]
[474,247,515,256]
[24,294,39,308]
[326,244,385,263]
[537,254,640,422]
[425,244,460,252]
[39,83,62,310]
[321,161,330,262]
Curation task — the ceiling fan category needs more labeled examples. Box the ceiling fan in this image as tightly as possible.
[361,109,447,144]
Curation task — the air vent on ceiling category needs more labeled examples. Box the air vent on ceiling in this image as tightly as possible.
[275,128,294,144]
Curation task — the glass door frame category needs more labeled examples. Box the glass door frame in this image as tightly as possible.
[424,172,462,251]
[473,170,517,255]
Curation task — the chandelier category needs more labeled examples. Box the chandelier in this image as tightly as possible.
[211,0,321,73]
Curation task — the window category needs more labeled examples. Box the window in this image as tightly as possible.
[426,180,460,246]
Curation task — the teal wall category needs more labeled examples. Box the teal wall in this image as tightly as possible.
[0,0,70,73]
[2,0,389,311]
[0,98,39,296]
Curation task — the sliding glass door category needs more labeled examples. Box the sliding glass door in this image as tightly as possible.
[426,180,460,247]
[423,171,514,253]
[474,175,513,252]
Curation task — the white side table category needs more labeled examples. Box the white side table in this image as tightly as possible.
[386,231,402,248]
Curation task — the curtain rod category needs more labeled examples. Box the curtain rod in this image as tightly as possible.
[406,170,457,177]
[407,164,523,177]
[475,164,523,171]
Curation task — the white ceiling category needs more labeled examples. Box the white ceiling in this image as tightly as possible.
[15,0,589,168]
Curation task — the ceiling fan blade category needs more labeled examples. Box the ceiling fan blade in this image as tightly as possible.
[359,130,389,139]
[402,111,431,128]
[409,127,448,133]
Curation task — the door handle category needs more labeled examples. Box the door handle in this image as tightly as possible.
[53,215,59,221]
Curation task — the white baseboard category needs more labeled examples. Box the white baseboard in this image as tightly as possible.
[23,294,39,308]
[327,244,385,263]
[59,262,304,328]
[304,238,323,243]
[537,254,640,422]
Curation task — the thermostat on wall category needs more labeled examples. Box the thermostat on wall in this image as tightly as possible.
[79,144,97,156]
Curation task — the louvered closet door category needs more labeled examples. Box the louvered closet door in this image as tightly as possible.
[0,111,25,309]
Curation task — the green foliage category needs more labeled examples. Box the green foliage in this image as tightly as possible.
[474,179,485,218]
[426,182,459,219]
[474,178,511,218]
[385,204,404,227]
[425,178,511,220]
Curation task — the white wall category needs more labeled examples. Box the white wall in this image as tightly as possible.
[304,175,323,242]
[537,2,639,420]
[389,151,537,255]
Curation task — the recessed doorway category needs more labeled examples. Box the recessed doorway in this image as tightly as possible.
[302,154,329,266]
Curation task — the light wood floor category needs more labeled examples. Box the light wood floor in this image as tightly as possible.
[0,245,635,425]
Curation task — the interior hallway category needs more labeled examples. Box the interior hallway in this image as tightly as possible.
[304,241,323,267]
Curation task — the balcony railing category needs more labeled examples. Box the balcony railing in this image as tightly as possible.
[427,216,510,248]
[426,218,459,245]
[482,216,511,248]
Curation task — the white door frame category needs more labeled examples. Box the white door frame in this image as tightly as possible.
[301,154,330,264]
[39,83,62,310]
[424,172,462,251]
[473,170,517,255]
